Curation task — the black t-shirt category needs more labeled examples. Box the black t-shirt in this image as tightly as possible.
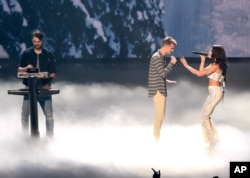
[19,47,56,88]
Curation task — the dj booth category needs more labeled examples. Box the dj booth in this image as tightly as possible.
[8,69,59,137]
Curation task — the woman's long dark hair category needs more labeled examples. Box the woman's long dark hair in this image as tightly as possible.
[211,45,228,82]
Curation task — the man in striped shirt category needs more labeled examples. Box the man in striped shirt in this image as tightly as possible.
[148,36,177,142]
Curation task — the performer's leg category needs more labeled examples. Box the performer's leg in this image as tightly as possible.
[21,96,30,131]
[201,117,217,144]
[39,96,54,136]
[153,90,166,141]
[209,119,218,141]
[201,87,222,144]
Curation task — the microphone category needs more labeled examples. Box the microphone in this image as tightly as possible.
[171,56,179,69]
[192,51,208,56]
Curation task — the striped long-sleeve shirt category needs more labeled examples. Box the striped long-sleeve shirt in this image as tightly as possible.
[148,50,174,97]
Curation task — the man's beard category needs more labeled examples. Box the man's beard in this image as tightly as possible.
[34,45,42,50]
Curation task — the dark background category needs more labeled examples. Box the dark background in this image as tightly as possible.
[0,57,249,91]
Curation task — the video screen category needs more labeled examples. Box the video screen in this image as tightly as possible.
[0,0,249,59]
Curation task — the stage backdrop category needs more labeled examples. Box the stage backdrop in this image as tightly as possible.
[0,0,250,59]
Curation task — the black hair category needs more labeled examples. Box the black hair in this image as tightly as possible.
[211,45,228,82]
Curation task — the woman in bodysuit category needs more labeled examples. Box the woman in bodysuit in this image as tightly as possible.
[180,45,227,147]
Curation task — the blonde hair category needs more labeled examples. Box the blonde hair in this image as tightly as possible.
[162,36,177,46]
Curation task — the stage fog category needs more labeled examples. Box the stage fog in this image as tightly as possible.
[0,78,249,178]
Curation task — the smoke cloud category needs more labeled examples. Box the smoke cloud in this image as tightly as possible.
[0,80,249,178]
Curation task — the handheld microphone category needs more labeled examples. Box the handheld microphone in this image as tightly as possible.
[171,56,179,69]
[192,51,208,56]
